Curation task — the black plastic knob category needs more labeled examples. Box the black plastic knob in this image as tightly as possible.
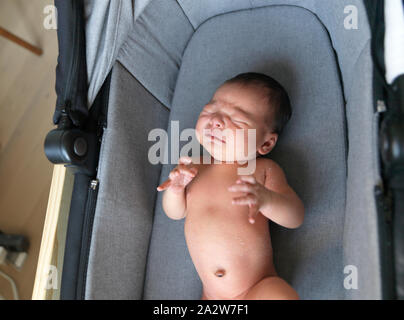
[74,137,87,157]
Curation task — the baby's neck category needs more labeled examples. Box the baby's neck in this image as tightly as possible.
[204,155,258,165]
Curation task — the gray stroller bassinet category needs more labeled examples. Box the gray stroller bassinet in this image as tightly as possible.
[44,0,404,299]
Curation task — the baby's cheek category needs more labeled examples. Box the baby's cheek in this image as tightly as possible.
[240,130,258,158]
[229,130,249,159]
[195,122,203,141]
[243,135,254,156]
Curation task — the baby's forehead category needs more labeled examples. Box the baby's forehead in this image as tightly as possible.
[212,83,271,113]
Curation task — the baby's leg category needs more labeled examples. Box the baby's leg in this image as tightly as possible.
[243,276,299,300]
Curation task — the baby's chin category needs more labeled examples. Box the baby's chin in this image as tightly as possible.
[201,143,258,163]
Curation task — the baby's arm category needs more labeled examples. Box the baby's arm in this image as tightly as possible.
[229,159,304,228]
[259,161,304,229]
[157,157,198,220]
[161,186,187,220]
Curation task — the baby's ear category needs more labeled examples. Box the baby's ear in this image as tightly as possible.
[257,132,278,155]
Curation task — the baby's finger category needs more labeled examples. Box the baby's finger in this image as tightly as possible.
[157,178,172,191]
[169,169,180,180]
[231,194,257,206]
[179,156,192,165]
[228,184,255,194]
[238,175,256,184]
[178,166,197,177]
[248,204,259,224]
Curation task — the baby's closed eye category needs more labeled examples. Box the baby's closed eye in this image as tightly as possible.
[233,119,249,125]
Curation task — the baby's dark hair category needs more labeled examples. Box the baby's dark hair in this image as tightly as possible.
[224,72,292,135]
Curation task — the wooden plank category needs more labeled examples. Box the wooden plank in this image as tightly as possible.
[32,166,73,300]
[47,169,73,300]
[0,26,43,56]
[0,0,58,299]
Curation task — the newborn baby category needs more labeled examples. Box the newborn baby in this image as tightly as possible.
[157,73,304,300]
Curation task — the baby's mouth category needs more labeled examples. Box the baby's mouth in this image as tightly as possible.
[203,130,226,144]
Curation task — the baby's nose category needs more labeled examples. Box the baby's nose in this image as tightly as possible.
[211,115,224,128]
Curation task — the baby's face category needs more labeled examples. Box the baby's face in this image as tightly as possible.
[195,82,278,162]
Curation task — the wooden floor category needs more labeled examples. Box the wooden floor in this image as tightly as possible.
[0,0,58,300]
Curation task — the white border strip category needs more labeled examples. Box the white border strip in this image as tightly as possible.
[385,0,404,84]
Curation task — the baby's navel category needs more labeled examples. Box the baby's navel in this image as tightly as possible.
[214,269,226,277]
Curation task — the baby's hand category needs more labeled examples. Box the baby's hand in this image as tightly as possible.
[157,157,198,193]
[228,175,271,224]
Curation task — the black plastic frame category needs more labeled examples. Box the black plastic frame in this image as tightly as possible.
[50,0,111,299]
[53,0,88,127]
[59,73,111,300]
[364,0,404,300]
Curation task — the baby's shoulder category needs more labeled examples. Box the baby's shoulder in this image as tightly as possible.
[256,157,289,187]
[256,157,286,178]
[256,157,282,171]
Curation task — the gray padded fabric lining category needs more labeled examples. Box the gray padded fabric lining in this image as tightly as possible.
[84,0,370,108]
[134,0,152,20]
[177,0,371,102]
[85,62,169,299]
[343,42,382,299]
[116,0,370,112]
[143,5,346,299]
[117,0,194,108]
[84,0,153,107]
[84,0,135,107]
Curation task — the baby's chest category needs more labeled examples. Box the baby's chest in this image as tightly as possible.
[188,168,233,201]
[186,164,264,207]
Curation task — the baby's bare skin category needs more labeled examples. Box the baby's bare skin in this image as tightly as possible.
[185,158,276,300]
[157,81,304,300]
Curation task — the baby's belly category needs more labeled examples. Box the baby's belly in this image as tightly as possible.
[184,206,276,299]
